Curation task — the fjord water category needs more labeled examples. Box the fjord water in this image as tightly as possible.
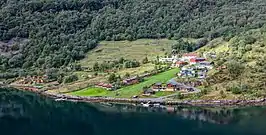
[1,88,266,135]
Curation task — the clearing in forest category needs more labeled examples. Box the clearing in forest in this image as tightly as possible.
[79,39,175,67]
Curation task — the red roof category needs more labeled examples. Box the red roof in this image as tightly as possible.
[183,53,197,57]
[190,58,206,62]
[105,84,113,88]
[98,82,104,86]
[176,61,187,64]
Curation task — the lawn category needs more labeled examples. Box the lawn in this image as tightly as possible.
[106,68,180,98]
[69,68,180,97]
[71,87,110,96]
[152,91,176,98]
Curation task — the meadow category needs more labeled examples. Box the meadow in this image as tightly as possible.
[69,68,180,98]
[79,39,175,67]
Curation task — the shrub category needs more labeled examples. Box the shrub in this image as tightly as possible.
[244,36,256,44]
[220,90,226,98]
[176,92,184,99]
[142,57,149,64]
[231,86,242,94]
[201,88,208,95]
[227,60,245,79]
[64,74,78,84]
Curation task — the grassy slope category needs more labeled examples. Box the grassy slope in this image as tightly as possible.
[70,68,180,98]
[50,39,176,94]
[110,68,180,98]
[195,29,266,99]
[71,87,109,96]
[79,39,175,67]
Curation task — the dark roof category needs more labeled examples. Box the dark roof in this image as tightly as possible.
[154,82,162,86]
[144,89,154,94]
[167,79,180,85]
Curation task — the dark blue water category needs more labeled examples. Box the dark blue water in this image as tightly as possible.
[1,88,266,135]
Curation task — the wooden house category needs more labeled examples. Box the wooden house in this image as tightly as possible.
[175,61,187,67]
[166,79,181,91]
[143,89,155,96]
[152,82,163,90]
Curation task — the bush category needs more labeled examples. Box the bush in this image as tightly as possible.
[108,73,117,83]
[176,92,184,99]
[227,60,245,79]
[244,36,256,44]
[220,90,226,98]
[231,86,242,94]
[64,75,78,84]
[200,88,208,95]
[142,57,149,64]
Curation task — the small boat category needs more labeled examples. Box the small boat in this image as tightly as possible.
[141,102,150,107]
[55,98,65,101]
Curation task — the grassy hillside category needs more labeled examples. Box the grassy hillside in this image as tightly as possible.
[69,68,180,98]
[196,28,266,99]
[80,39,174,67]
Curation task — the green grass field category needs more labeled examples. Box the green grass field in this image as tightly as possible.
[152,91,176,98]
[79,39,175,67]
[70,68,180,97]
[110,68,180,97]
[71,87,111,96]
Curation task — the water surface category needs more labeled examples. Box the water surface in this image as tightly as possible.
[1,88,266,135]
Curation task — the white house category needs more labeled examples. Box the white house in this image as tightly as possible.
[197,61,213,69]
[159,55,179,63]
[181,53,198,61]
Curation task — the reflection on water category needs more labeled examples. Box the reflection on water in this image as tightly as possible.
[1,88,266,135]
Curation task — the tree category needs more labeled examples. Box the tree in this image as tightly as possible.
[108,73,117,83]
[64,74,78,84]
[93,62,100,71]
[176,92,184,99]
[220,90,226,98]
[119,57,124,64]
[227,60,245,79]
[124,72,130,78]
[45,68,59,81]
[142,57,149,64]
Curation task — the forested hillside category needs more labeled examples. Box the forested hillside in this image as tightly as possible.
[1,0,266,78]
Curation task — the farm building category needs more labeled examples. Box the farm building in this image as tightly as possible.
[189,58,206,65]
[152,82,163,90]
[175,61,187,67]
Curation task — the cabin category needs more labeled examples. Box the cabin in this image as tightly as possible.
[143,89,155,96]
[175,61,187,67]
[96,83,115,90]
[166,79,181,91]
[196,61,213,69]
[123,77,139,85]
[152,82,163,90]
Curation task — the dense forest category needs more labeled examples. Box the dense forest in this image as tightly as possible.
[1,0,266,78]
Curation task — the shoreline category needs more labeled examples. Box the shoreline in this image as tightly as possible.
[3,86,266,107]
[43,91,266,107]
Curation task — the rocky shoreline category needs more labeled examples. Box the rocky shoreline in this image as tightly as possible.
[4,86,266,107]
[42,91,266,107]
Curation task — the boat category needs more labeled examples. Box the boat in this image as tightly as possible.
[141,101,151,107]
[55,98,66,102]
